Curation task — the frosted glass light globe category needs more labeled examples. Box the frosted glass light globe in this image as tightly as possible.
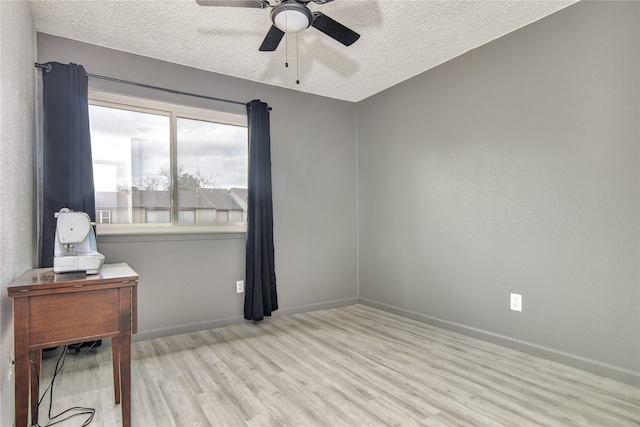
[273,8,310,33]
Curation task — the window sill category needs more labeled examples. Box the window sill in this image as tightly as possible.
[96,224,247,237]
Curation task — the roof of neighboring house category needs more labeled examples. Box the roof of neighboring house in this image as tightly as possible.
[196,188,242,210]
[230,188,248,203]
[96,188,246,210]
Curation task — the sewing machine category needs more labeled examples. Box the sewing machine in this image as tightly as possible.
[53,208,105,274]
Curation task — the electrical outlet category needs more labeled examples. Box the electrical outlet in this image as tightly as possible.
[510,293,522,312]
[236,280,244,294]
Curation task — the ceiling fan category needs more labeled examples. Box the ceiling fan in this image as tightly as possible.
[196,0,360,52]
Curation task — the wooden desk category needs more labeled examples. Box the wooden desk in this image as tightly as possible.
[8,263,138,427]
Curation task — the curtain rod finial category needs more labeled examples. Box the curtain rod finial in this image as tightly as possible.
[34,62,52,72]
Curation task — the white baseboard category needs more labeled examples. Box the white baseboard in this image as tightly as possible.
[358,297,639,387]
[133,297,358,342]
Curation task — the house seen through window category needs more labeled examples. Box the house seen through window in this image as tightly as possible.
[88,91,248,228]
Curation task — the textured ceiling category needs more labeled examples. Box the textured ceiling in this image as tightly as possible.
[30,0,578,102]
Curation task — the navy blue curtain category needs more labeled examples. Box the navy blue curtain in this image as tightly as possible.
[244,100,278,321]
[39,62,96,268]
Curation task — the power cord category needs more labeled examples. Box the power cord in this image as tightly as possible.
[30,344,97,427]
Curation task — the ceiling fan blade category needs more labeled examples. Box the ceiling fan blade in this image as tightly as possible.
[195,0,269,8]
[311,11,360,46]
[259,25,285,51]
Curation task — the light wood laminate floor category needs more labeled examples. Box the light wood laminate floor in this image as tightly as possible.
[38,304,639,426]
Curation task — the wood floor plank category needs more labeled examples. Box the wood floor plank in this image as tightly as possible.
[38,304,640,426]
[158,375,211,426]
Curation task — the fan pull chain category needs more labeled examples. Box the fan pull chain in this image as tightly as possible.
[296,33,300,85]
[284,13,289,68]
[285,33,289,68]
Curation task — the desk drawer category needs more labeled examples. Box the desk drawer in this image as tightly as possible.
[29,288,120,345]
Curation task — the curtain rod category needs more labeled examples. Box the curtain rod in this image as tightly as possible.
[34,62,265,109]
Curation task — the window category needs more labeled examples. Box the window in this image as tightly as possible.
[96,210,112,224]
[89,91,248,232]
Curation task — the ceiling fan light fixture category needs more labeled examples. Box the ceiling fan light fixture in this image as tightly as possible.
[272,3,312,33]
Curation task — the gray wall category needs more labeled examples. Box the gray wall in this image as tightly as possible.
[37,34,359,340]
[0,1,37,425]
[357,1,639,385]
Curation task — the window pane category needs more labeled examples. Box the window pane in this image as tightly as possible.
[90,105,170,224]
[176,117,248,223]
[178,210,195,223]
[146,209,170,223]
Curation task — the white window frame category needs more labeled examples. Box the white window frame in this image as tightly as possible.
[89,90,248,236]
[96,209,112,224]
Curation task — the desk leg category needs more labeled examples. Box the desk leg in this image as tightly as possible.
[112,337,121,404]
[14,298,29,427]
[120,334,132,427]
[118,286,133,427]
[14,353,29,427]
[30,349,42,426]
